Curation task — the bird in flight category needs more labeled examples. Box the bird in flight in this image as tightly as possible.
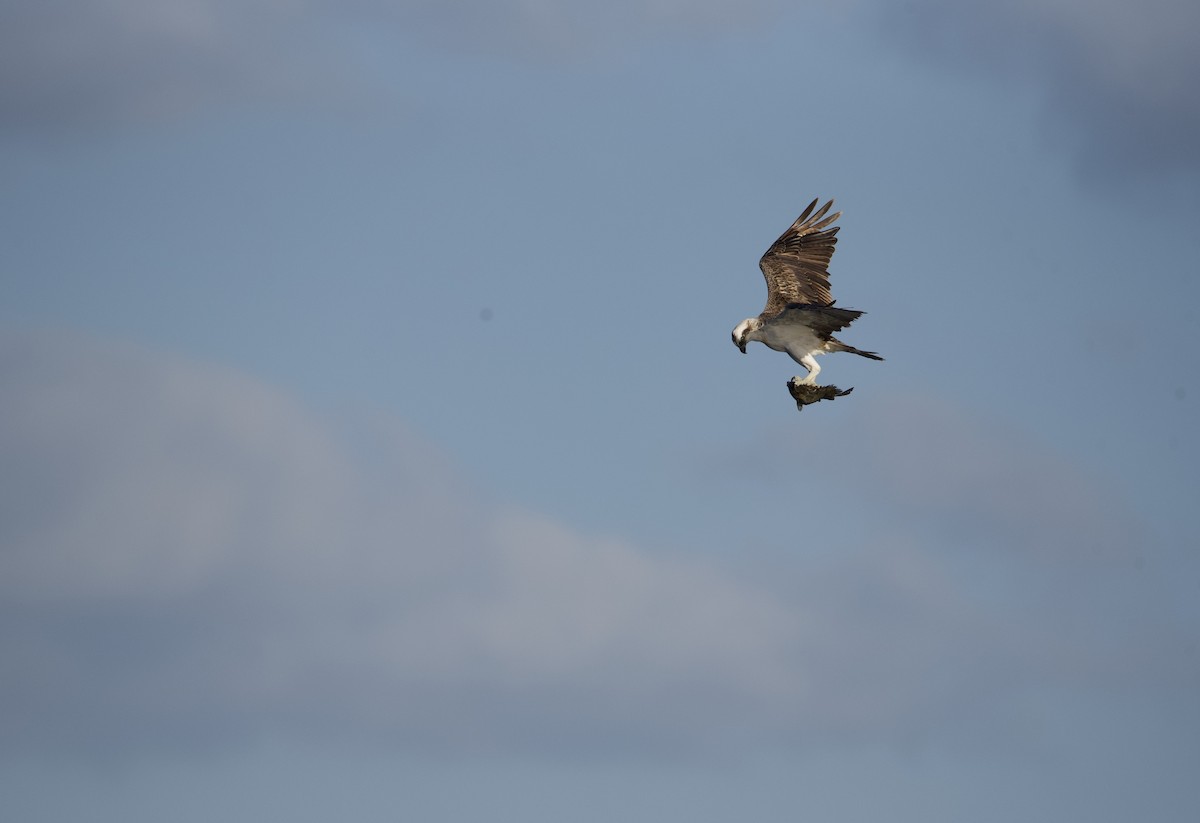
[731,198,882,387]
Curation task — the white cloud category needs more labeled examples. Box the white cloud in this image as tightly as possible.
[0,331,1193,761]
[0,331,813,755]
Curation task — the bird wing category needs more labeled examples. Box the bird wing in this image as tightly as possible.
[773,304,864,337]
[758,198,841,316]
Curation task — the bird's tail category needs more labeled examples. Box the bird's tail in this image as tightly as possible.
[831,340,884,361]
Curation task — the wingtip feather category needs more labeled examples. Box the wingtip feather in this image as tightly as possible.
[811,210,842,231]
[795,198,819,224]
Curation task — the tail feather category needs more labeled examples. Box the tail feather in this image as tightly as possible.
[832,340,884,361]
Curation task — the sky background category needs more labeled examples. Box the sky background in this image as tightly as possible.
[2,1,1199,821]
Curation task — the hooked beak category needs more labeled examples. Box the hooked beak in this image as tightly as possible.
[738,343,746,354]
[733,333,746,354]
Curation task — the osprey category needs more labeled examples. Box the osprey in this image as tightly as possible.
[731,198,882,385]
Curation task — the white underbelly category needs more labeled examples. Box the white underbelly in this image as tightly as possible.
[760,324,823,356]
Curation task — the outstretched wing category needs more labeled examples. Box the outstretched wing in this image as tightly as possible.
[758,198,841,316]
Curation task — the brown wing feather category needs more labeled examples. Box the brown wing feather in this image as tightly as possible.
[758,198,842,316]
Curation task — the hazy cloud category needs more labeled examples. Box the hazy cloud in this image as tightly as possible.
[7,0,1196,180]
[823,392,1146,564]
[0,0,787,131]
[1,332,1193,761]
[0,1,321,129]
[0,331,809,756]
[878,0,1200,176]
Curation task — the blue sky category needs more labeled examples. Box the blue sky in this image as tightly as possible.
[2,2,1199,821]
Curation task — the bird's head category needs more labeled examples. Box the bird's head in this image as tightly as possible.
[731,318,759,354]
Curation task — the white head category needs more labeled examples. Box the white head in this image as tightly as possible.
[731,317,762,354]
